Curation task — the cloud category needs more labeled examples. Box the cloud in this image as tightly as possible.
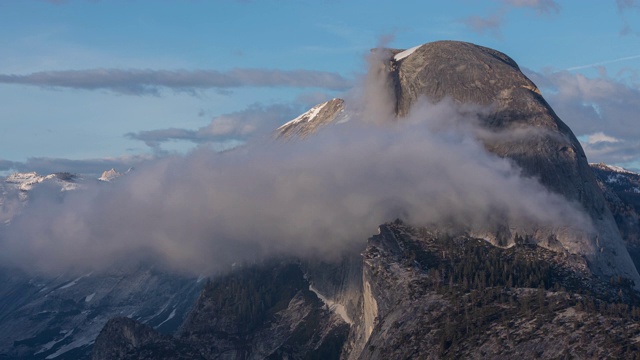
[0,160,16,172]
[566,54,640,71]
[503,0,560,14]
[462,0,559,37]
[584,132,622,145]
[0,56,594,277]
[0,68,353,95]
[126,104,299,150]
[617,0,640,12]
[462,14,504,38]
[525,68,640,168]
[616,0,640,36]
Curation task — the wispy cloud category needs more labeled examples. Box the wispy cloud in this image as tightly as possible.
[462,14,504,38]
[616,0,640,36]
[126,104,298,150]
[503,0,560,14]
[462,0,560,38]
[0,68,353,95]
[566,54,640,71]
[617,0,640,12]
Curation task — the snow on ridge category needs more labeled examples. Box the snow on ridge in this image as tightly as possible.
[5,172,79,192]
[606,165,637,175]
[278,101,330,130]
[591,162,638,175]
[394,44,423,61]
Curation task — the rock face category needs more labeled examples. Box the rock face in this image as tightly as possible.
[276,98,346,139]
[355,222,640,359]
[0,265,203,359]
[91,262,350,360]
[276,40,640,287]
[389,41,639,284]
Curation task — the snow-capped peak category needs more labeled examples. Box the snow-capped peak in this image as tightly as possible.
[5,172,58,191]
[98,168,121,182]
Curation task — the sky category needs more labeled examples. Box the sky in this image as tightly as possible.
[1,0,640,174]
[1,0,639,276]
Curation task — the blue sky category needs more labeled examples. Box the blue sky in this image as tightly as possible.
[1,0,640,174]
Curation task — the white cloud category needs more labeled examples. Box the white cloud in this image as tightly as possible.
[525,69,640,168]
[584,132,623,145]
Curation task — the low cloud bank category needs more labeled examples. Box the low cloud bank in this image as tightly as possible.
[0,59,594,276]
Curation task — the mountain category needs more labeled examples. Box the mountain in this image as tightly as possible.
[280,40,640,287]
[98,168,127,182]
[90,41,640,359]
[0,172,79,225]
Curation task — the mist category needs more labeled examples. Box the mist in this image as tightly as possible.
[0,56,595,276]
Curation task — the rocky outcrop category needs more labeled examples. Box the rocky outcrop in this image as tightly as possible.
[92,317,202,360]
[276,98,346,139]
[354,222,640,359]
[0,265,203,359]
[91,262,350,359]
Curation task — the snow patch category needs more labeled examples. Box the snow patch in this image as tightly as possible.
[45,335,93,359]
[58,273,92,290]
[58,276,83,290]
[85,293,95,302]
[394,44,423,61]
[309,285,353,325]
[278,101,329,129]
[35,329,74,355]
[156,308,177,328]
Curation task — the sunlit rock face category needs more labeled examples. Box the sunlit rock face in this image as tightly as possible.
[276,98,347,139]
[277,40,640,286]
[386,41,637,284]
